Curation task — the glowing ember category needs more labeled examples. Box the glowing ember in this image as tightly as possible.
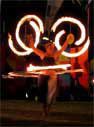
[27,64,71,72]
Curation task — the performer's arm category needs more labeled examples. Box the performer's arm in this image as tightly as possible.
[27,35,45,60]
[54,33,74,60]
[54,40,68,60]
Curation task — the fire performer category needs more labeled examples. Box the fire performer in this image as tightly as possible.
[27,33,74,116]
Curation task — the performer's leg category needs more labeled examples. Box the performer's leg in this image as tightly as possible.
[38,75,49,116]
[47,74,57,112]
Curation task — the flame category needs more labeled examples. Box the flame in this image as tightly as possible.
[16,15,43,51]
[54,30,65,46]
[8,15,90,71]
[55,31,90,57]
[8,72,38,77]
[8,15,43,55]
[29,21,40,48]
[51,17,86,46]
[27,64,71,72]
[8,69,83,77]
[8,33,31,56]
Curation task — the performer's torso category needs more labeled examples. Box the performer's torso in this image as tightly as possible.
[42,56,55,66]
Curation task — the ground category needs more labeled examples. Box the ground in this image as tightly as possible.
[0,100,94,127]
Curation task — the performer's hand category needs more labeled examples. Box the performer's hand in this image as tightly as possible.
[66,33,75,44]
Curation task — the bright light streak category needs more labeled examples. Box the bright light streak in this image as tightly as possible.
[27,69,84,75]
[8,16,90,72]
[8,34,31,56]
[2,74,14,79]
[51,17,86,46]
[55,30,90,57]
[61,69,84,74]
[27,64,71,72]
[62,37,90,57]
[8,17,42,56]
[55,30,65,48]
[16,15,43,52]
[29,21,40,48]
[8,69,84,76]
[8,72,38,77]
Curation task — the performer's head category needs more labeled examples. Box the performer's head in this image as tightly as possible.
[44,42,55,55]
[39,30,56,54]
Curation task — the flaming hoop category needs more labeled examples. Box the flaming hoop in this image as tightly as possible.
[8,69,84,77]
